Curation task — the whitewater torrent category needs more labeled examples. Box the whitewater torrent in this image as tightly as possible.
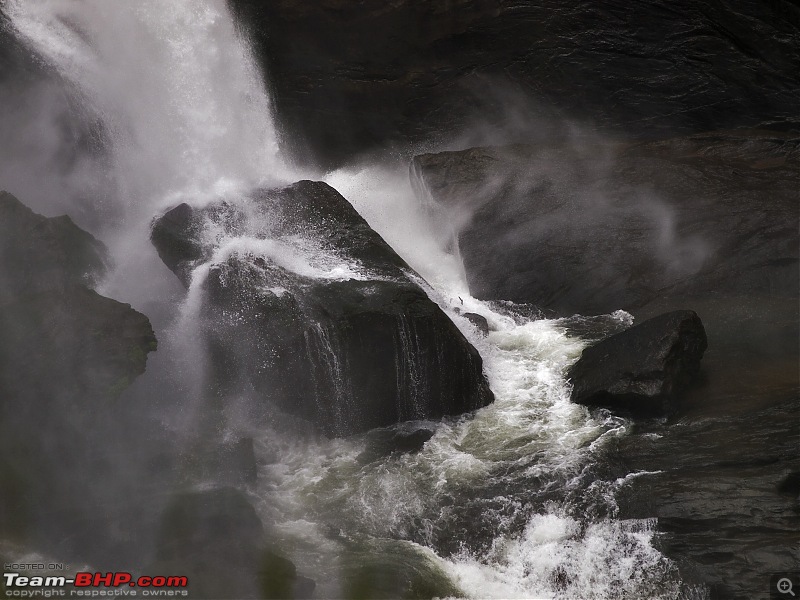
[6,1,687,598]
[5,0,291,308]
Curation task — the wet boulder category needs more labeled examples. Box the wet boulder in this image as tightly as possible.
[462,312,489,336]
[361,424,437,462]
[151,180,493,437]
[567,310,707,414]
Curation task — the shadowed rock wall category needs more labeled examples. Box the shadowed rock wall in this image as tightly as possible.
[229,0,800,166]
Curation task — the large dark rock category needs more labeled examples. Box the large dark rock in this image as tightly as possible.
[568,310,708,413]
[0,286,157,403]
[0,192,155,405]
[0,191,108,303]
[411,131,800,315]
[229,0,800,166]
[462,312,489,336]
[0,192,156,557]
[151,180,493,437]
[777,471,800,498]
[361,424,437,462]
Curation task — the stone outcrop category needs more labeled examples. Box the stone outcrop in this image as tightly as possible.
[0,191,156,559]
[0,191,156,406]
[151,180,493,437]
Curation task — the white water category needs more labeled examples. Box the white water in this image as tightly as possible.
[5,0,290,308]
[5,2,683,598]
[262,166,683,598]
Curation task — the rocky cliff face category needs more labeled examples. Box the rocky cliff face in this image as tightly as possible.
[151,180,493,437]
[411,131,800,316]
[229,0,800,166]
[0,191,156,555]
[0,191,156,407]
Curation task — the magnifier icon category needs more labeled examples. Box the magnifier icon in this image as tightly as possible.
[778,578,796,596]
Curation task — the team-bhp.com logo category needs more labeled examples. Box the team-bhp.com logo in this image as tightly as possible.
[4,572,189,597]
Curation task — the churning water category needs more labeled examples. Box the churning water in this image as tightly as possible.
[5,1,696,598]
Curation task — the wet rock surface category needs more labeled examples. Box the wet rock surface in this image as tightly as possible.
[568,310,708,414]
[577,293,799,599]
[230,0,800,166]
[0,191,108,302]
[411,131,800,316]
[151,180,493,437]
[777,471,800,498]
[462,312,490,336]
[608,392,800,599]
[361,424,437,461]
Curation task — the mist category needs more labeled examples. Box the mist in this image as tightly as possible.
[0,1,796,599]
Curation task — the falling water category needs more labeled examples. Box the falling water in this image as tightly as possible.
[395,313,425,420]
[305,322,355,433]
[4,1,692,598]
[5,0,290,309]
[6,0,287,206]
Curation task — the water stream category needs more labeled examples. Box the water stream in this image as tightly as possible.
[3,1,760,598]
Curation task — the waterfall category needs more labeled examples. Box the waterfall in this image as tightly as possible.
[395,313,425,419]
[3,2,688,598]
[305,321,355,434]
[5,0,291,308]
[6,0,288,216]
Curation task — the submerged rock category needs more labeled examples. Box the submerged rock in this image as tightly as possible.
[462,312,489,336]
[151,180,493,437]
[411,132,800,316]
[568,310,707,413]
[361,424,436,461]
[339,538,463,600]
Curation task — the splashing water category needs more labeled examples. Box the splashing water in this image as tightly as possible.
[6,0,288,210]
[5,0,290,307]
[4,2,688,598]
[246,165,687,598]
